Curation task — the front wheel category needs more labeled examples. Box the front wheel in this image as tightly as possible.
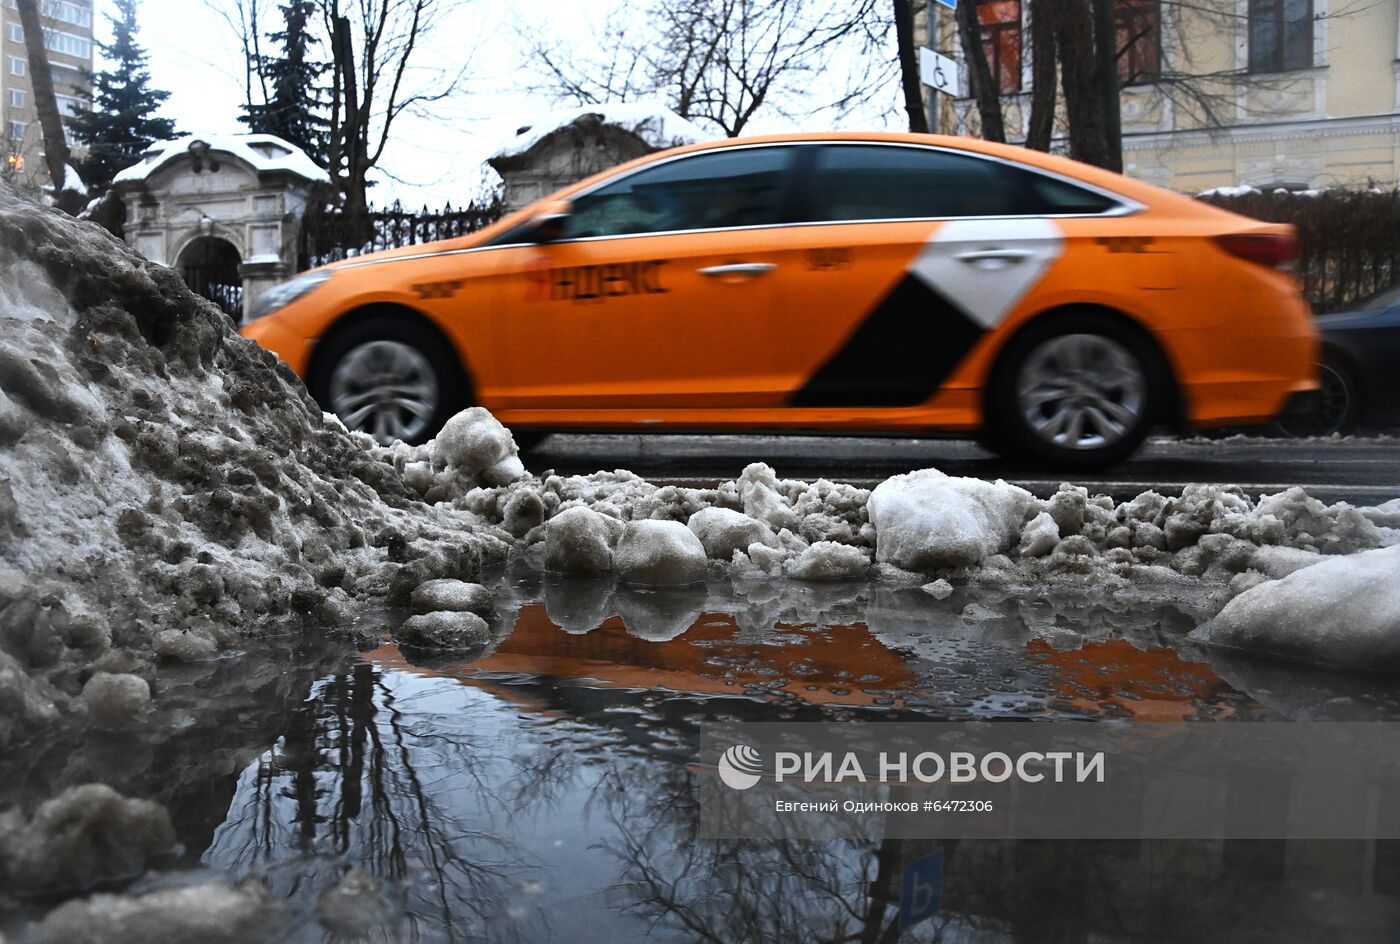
[985,314,1162,470]
[1276,356,1359,438]
[310,317,466,445]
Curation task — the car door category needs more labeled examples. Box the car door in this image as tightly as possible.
[486,145,799,410]
[768,143,1112,409]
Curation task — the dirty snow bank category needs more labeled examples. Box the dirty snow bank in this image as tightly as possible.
[1191,545,1400,671]
[0,186,512,750]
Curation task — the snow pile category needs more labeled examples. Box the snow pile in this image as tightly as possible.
[382,406,527,502]
[34,880,285,944]
[0,783,174,893]
[1191,545,1400,671]
[490,100,711,161]
[0,186,510,751]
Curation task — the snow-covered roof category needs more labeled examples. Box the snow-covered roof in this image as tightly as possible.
[113,133,330,185]
[489,101,711,162]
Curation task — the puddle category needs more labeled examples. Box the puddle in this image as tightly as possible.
[6,567,1400,941]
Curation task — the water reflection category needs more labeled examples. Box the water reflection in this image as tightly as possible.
[17,571,1400,941]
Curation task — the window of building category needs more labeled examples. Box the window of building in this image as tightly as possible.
[804,145,1118,221]
[562,147,794,239]
[1248,0,1314,73]
[4,0,90,29]
[6,120,25,141]
[55,92,83,116]
[8,88,23,108]
[1116,0,1162,84]
[976,0,1023,95]
[8,54,24,76]
[7,22,21,43]
[43,28,89,59]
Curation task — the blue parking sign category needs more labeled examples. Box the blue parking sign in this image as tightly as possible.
[899,849,944,929]
[933,0,958,8]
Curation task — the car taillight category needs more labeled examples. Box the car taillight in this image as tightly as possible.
[1216,233,1300,269]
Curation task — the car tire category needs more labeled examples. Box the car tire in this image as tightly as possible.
[1275,355,1359,438]
[310,316,467,446]
[985,312,1164,471]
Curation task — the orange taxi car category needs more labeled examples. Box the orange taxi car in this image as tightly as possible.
[241,132,1317,469]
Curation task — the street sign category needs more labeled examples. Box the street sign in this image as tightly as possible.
[899,849,944,930]
[919,47,963,98]
[932,0,958,9]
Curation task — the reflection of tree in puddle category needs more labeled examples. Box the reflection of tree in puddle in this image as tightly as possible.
[206,664,546,942]
[597,763,1400,942]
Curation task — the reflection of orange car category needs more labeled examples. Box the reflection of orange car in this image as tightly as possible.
[241,132,1316,468]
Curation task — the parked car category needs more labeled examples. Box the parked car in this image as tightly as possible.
[242,132,1317,469]
[1277,284,1400,436]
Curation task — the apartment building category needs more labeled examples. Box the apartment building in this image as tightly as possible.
[929,1,1400,192]
[1,0,93,195]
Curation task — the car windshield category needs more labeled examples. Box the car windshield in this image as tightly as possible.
[1354,281,1400,312]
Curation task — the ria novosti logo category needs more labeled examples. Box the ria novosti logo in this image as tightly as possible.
[717,745,763,790]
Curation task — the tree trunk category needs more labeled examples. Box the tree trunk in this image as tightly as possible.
[1051,0,1109,168]
[955,0,1005,143]
[331,15,367,223]
[1092,0,1123,171]
[1025,0,1057,152]
[893,0,929,134]
[15,0,78,211]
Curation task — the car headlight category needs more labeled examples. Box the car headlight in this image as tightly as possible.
[248,271,333,321]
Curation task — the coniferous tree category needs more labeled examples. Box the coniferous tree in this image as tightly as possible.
[241,1,329,165]
[68,0,177,192]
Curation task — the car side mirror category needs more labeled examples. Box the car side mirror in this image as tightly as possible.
[525,199,573,244]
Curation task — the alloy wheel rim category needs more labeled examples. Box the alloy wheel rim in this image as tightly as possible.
[1016,333,1148,451]
[1279,362,1351,437]
[329,340,439,445]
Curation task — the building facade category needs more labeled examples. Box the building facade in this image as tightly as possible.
[935,0,1400,192]
[0,0,93,195]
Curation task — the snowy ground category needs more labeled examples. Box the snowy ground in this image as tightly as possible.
[3,186,1400,939]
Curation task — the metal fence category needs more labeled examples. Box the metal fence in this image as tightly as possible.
[299,198,506,270]
[1199,188,1400,313]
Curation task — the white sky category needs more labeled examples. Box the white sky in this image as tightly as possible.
[131,0,899,207]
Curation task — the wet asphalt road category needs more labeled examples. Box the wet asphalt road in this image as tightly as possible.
[523,433,1400,505]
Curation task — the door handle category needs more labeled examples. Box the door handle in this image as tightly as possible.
[697,263,777,277]
[954,248,1035,267]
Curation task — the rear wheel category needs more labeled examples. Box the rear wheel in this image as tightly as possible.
[986,313,1163,470]
[310,316,467,445]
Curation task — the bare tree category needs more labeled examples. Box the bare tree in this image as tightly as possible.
[208,0,473,217]
[15,0,80,210]
[892,0,928,133]
[527,0,895,139]
[1024,0,1058,152]
[956,0,1006,143]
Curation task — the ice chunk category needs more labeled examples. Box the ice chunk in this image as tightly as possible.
[429,407,527,485]
[410,579,492,615]
[867,469,1034,571]
[921,579,954,600]
[81,671,151,727]
[615,519,708,586]
[1191,545,1400,671]
[543,506,619,576]
[687,507,776,560]
[35,879,286,944]
[0,783,174,892]
[785,541,871,581]
[737,463,800,532]
[1017,511,1060,558]
[397,611,490,650]
[1247,545,1322,579]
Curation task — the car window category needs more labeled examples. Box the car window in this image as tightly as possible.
[806,145,1118,221]
[562,147,793,239]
